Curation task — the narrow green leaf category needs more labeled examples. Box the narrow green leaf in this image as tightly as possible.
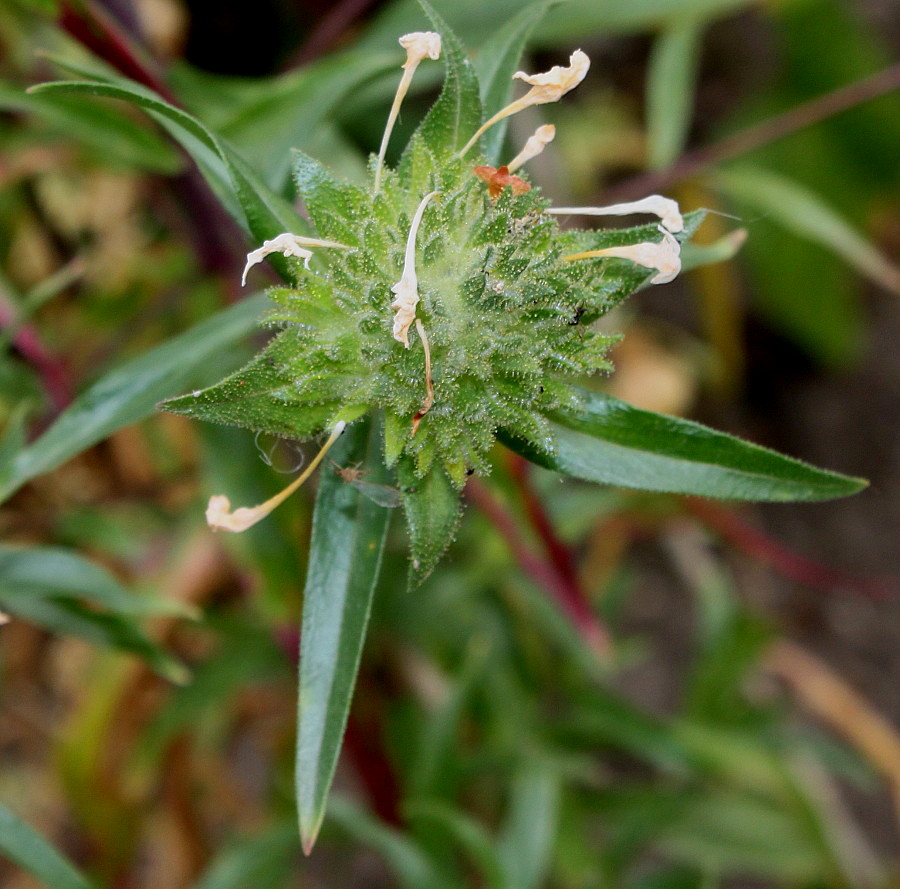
[715,165,900,295]
[28,79,303,245]
[408,0,484,156]
[0,802,96,889]
[0,85,181,173]
[3,596,189,683]
[296,420,392,853]
[406,802,507,889]
[0,545,195,618]
[501,387,867,501]
[645,20,704,170]
[473,0,556,163]
[163,332,341,440]
[328,796,445,889]
[214,50,397,191]
[0,295,266,504]
[398,457,463,584]
[192,821,298,889]
[497,764,561,889]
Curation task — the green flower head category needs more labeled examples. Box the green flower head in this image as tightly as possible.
[164,6,696,577]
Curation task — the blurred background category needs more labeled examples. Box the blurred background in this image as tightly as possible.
[0,0,898,886]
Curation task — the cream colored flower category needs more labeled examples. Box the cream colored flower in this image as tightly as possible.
[206,422,346,532]
[399,31,442,67]
[458,51,589,158]
[512,50,591,105]
[242,233,349,285]
[374,32,442,192]
[564,225,682,285]
[548,195,684,234]
[507,124,556,173]
[391,190,439,347]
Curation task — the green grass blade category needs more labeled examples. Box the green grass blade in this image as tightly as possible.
[646,20,704,170]
[715,165,900,295]
[28,79,304,245]
[0,802,96,889]
[192,821,298,889]
[473,0,556,163]
[500,387,867,501]
[296,420,392,853]
[0,295,266,504]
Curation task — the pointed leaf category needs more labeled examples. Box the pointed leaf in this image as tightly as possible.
[2,596,187,683]
[28,79,304,247]
[646,20,704,170]
[163,332,341,439]
[0,295,267,503]
[715,165,900,295]
[398,456,462,584]
[500,387,866,501]
[296,420,392,852]
[473,0,556,163]
[0,802,96,889]
[0,545,194,618]
[408,0,483,156]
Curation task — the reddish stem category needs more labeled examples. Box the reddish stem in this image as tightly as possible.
[58,0,177,102]
[684,498,893,600]
[0,300,72,410]
[507,452,580,591]
[466,477,612,656]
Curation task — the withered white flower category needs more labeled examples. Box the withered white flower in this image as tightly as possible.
[549,194,684,234]
[458,51,589,158]
[507,124,556,173]
[242,233,350,285]
[374,31,442,192]
[206,422,346,532]
[565,224,682,285]
[391,190,439,347]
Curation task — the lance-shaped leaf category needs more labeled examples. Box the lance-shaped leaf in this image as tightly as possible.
[474,0,556,163]
[501,387,866,501]
[28,78,304,251]
[0,803,96,889]
[403,0,483,158]
[162,333,344,440]
[296,420,392,853]
[0,295,267,504]
[398,456,463,585]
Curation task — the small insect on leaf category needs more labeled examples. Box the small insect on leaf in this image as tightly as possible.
[334,463,403,508]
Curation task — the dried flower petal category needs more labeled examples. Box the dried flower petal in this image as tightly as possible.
[549,195,684,233]
[458,51,589,158]
[564,225,682,284]
[507,124,556,173]
[398,31,442,67]
[391,190,439,347]
[242,233,349,285]
[206,422,346,532]
[512,50,590,105]
[473,165,531,199]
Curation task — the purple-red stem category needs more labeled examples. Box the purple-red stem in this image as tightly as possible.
[0,300,72,410]
[466,477,612,657]
[684,497,894,601]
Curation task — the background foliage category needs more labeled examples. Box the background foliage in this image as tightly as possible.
[0,0,898,886]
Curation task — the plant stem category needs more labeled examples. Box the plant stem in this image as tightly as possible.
[603,63,900,203]
[683,498,893,600]
[466,477,612,657]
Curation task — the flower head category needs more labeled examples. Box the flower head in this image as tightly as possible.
[473,165,531,200]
